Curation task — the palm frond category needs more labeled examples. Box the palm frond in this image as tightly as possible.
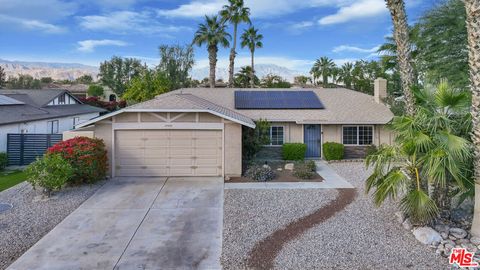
[400,189,439,224]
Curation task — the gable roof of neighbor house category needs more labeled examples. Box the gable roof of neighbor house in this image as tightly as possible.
[0,89,106,125]
[77,87,393,129]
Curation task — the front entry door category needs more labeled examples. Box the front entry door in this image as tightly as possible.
[304,124,321,158]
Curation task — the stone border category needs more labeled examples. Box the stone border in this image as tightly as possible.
[327,159,365,164]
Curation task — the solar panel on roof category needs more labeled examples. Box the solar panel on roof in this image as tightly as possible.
[0,95,24,105]
[234,91,324,109]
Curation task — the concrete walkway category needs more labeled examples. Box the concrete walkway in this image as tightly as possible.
[224,161,354,189]
[8,177,224,270]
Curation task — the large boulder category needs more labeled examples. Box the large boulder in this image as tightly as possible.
[413,227,442,245]
[284,163,294,171]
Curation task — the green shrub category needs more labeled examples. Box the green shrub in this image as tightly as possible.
[245,165,275,182]
[366,144,378,157]
[87,84,104,97]
[0,152,7,170]
[305,160,317,172]
[323,142,344,160]
[293,163,316,179]
[282,143,307,161]
[25,154,74,194]
[47,137,108,184]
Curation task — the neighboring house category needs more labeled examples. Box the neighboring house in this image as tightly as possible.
[0,89,105,152]
[74,78,393,179]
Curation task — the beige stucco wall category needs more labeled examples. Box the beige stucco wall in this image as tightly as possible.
[270,122,303,143]
[224,122,242,177]
[62,130,95,140]
[94,122,114,176]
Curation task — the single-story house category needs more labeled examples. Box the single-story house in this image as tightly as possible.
[0,89,105,152]
[73,78,394,179]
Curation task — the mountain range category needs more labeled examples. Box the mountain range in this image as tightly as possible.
[0,59,305,82]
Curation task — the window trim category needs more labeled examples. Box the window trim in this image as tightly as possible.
[73,117,80,127]
[267,125,285,146]
[58,94,66,105]
[341,125,374,146]
[47,120,59,134]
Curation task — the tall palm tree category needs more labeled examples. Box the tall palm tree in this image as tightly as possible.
[312,57,335,87]
[464,0,480,237]
[193,16,231,88]
[241,26,263,88]
[385,0,416,116]
[338,62,354,89]
[220,0,251,88]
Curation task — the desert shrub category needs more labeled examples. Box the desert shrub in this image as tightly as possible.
[293,163,316,179]
[305,160,317,172]
[0,152,7,170]
[25,154,74,194]
[245,165,275,182]
[242,119,270,160]
[323,142,344,161]
[281,143,307,161]
[47,137,108,184]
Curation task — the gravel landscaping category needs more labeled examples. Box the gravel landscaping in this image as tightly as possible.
[222,162,450,269]
[0,181,104,270]
[221,188,338,269]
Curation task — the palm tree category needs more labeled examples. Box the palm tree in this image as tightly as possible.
[220,0,251,88]
[338,62,354,89]
[193,16,231,88]
[234,66,258,87]
[385,0,416,116]
[309,66,319,85]
[312,57,335,87]
[366,82,473,224]
[240,26,263,88]
[464,0,480,237]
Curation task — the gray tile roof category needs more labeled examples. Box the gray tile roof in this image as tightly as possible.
[162,87,394,124]
[0,89,106,125]
[128,93,255,127]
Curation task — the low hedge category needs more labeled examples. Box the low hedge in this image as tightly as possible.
[26,154,74,194]
[322,142,344,161]
[47,137,108,184]
[0,152,7,170]
[281,143,307,161]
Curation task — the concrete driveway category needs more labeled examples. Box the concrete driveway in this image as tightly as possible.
[8,177,224,270]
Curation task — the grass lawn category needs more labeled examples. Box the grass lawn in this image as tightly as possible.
[0,170,27,192]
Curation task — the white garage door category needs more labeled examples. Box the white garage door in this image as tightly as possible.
[115,130,223,177]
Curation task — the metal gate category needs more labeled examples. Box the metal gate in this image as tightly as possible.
[7,134,63,166]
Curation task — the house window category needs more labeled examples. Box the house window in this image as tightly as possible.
[58,94,65,104]
[47,120,59,134]
[73,117,80,127]
[342,125,373,145]
[269,126,284,146]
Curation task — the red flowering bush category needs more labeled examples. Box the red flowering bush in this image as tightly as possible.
[47,137,108,184]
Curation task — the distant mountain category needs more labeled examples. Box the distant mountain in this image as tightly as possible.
[190,64,306,82]
[0,59,306,83]
[0,59,98,81]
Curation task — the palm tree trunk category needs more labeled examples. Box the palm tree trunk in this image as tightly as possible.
[465,0,480,237]
[385,0,416,116]
[250,50,255,88]
[208,45,218,89]
[323,74,328,87]
[228,23,238,88]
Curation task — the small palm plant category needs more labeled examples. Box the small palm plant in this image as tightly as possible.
[366,81,473,225]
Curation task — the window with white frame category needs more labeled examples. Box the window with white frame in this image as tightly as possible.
[73,117,80,128]
[58,94,65,104]
[342,125,373,145]
[269,126,284,146]
[47,120,59,134]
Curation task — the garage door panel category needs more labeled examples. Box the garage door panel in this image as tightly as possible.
[115,129,222,177]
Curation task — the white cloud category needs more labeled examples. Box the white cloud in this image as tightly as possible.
[77,39,128,52]
[79,11,191,35]
[333,45,380,53]
[332,58,357,66]
[157,0,350,19]
[288,21,315,32]
[318,0,386,25]
[0,15,66,33]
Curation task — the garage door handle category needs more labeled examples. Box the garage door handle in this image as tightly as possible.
[191,156,197,159]
[191,166,198,169]
[141,166,147,169]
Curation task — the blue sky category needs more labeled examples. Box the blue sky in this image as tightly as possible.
[0,0,436,72]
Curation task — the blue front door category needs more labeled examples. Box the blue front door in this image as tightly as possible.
[304,124,321,158]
